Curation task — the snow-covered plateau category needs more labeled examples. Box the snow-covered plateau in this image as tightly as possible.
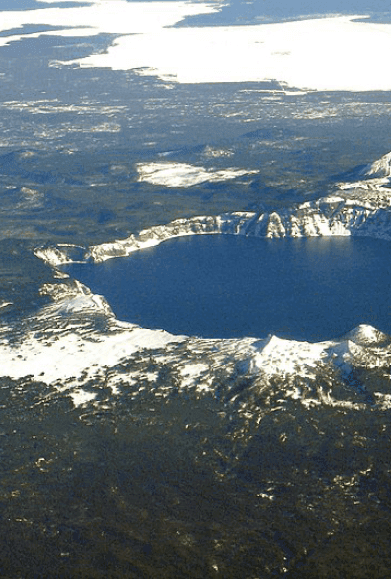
[1,152,390,409]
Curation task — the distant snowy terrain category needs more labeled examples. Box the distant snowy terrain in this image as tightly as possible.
[2,1,391,90]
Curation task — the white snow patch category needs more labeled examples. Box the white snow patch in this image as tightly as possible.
[69,389,97,407]
[179,363,209,387]
[285,387,302,400]
[0,1,218,47]
[3,2,391,91]
[136,162,257,188]
[0,295,185,384]
[202,146,234,158]
[67,15,391,92]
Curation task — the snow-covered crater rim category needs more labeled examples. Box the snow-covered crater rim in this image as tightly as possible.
[33,194,391,345]
[36,191,391,266]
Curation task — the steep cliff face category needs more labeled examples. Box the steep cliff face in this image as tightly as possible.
[35,189,391,265]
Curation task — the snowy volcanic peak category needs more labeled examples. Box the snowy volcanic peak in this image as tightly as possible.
[361,151,391,179]
[342,324,390,346]
[246,325,389,378]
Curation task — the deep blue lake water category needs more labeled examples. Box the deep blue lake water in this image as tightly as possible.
[63,234,391,341]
